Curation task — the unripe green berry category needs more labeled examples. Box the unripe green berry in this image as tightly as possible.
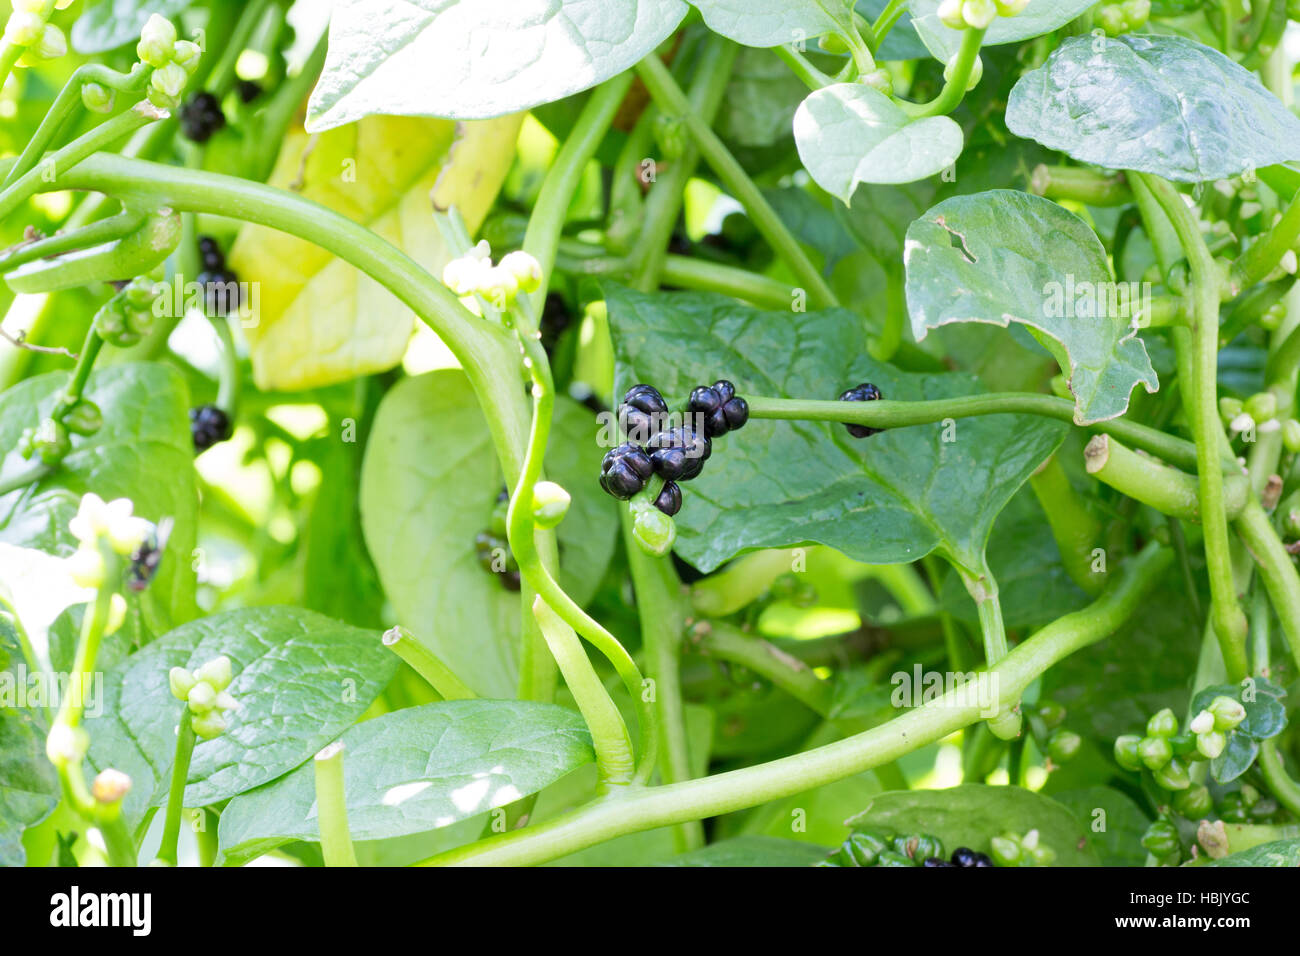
[1138,734,1173,770]
[1261,302,1287,331]
[1120,0,1151,26]
[531,480,570,529]
[1146,707,1178,738]
[1244,391,1277,423]
[1173,784,1213,819]
[1047,728,1082,763]
[194,655,232,691]
[1114,734,1143,771]
[944,53,983,91]
[81,81,115,114]
[994,0,1029,14]
[1218,396,1243,424]
[1208,695,1246,731]
[1197,729,1227,760]
[1141,820,1180,857]
[1153,757,1190,791]
[633,508,676,556]
[191,711,228,740]
[1035,700,1066,730]
[1283,419,1300,454]
[137,14,177,67]
[817,33,849,55]
[987,707,1022,740]
[1028,843,1056,866]
[169,666,197,701]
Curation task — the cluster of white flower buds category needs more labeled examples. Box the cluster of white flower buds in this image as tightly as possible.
[1188,695,1247,760]
[5,0,72,68]
[136,14,202,110]
[442,241,543,311]
[65,492,154,637]
[937,0,1028,31]
[170,655,239,740]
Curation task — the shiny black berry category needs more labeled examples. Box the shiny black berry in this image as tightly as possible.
[722,396,749,430]
[190,405,231,451]
[197,235,225,271]
[599,443,653,499]
[199,268,240,317]
[179,92,227,143]
[712,380,736,404]
[619,384,668,442]
[654,481,682,516]
[647,425,710,483]
[922,857,954,867]
[838,382,884,438]
[971,852,994,867]
[236,79,262,103]
[950,846,977,868]
[649,446,685,480]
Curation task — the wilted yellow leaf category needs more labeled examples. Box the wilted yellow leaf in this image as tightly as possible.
[229,114,522,390]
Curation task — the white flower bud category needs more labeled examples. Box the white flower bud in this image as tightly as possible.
[937,0,966,29]
[4,10,43,46]
[194,655,233,691]
[1189,709,1215,735]
[137,14,177,67]
[499,251,543,294]
[963,0,998,29]
[92,768,132,805]
[66,546,105,589]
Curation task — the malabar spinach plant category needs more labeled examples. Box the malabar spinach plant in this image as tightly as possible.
[3,0,1300,869]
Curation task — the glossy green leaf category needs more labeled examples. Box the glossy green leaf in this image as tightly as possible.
[0,363,197,640]
[904,189,1158,424]
[909,0,1096,60]
[846,783,1100,865]
[605,284,1066,573]
[1209,732,1258,784]
[794,85,964,201]
[307,0,688,128]
[218,700,594,865]
[1209,838,1300,867]
[87,607,396,825]
[360,369,618,698]
[70,0,190,54]
[1192,678,1287,742]
[1006,35,1300,182]
[689,0,854,47]
[658,836,830,866]
[1053,786,1151,867]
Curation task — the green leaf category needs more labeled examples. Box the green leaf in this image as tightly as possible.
[87,607,396,825]
[904,189,1158,425]
[1053,786,1151,867]
[794,84,964,201]
[306,0,688,129]
[1191,679,1288,742]
[0,363,197,639]
[658,836,830,866]
[909,0,1096,60]
[70,0,190,54]
[1209,732,1259,783]
[689,0,854,47]
[217,700,594,866]
[857,0,928,60]
[360,369,618,698]
[605,284,1066,574]
[1209,838,1300,867]
[1006,35,1300,182]
[716,48,810,150]
[845,783,1100,865]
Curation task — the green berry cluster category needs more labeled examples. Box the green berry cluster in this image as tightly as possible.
[1113,707,1197,790]
[135,14,203,110]
[820,827,950,867]
[1097,0,1152,36]
[989,828,1056,867]
[1217,783,1282,823]
[1219,391,1295,444]
[170,656,238,739]
[1027,698,1083,766]
[442,241,543,312]
[6,0,72,68]
[937,0,1029,31]
[97,277,162,348]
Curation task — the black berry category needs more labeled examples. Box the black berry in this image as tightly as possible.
[619,384,668,442]
[950,846,978,867]
[236,79,262,103]
[599,443,653,499]
[179,92,227,143]
[197,235,225,271]
[922,857,954,867]
[190,405,231,451]
[649,446,686,480]
[712,380,736,404]
[722,396,749,431]
[199,268,241,317]
[654,481,682,516]
[647,425,710,482]
[838,382,884,438]
[971,852,994,867]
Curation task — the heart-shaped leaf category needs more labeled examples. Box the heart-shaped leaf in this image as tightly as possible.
[689,0,854,47]
[904,189,1158,424]
[360,369,619,699]
[307,0,688,129]
[87,607,396,826]
[229,114,520,391]
[604,284,1066,574]
[794,84,964,201]
[909,0,1096,60]
[217,700,594,865]
[1006,35,1300,182]
[0,363,197,640]
[846,783,1100,864]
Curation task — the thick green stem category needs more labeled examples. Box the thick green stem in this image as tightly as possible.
[1235,500,1300,671]
[1136,173,1249,680]
[1030,165,1132,206]
[313,742,358,867]
[0,209,144,273]
[748,393,1205,472]
[1084,434,1248,522]
[774,44,833,91]
[693,622,832,716]
[635,52,839,308]
[1232,192,1300,292]
[155,707,196,866]
[1029,455,1104,594]
[1258,741,1300,817]
[903,27,986,118]
[423,544,1170,866]
[381,627,476,700]
[0,462,52,497]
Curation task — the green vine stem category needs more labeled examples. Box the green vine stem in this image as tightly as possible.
[957,564,1008,668]
[1029,165,1132,207]
[1029,455,1104,594]
[903,26,986,118]
[313,742,358,867]
[0,208,145,273]
[204,0,274,97]
[422,543,1171,866]
[155,707,196,866]
[774,44,834,91]
[746,393,1206,471]
[381,627,477,700]
[1257,741,1300,817]
[621,517,703,851]
[1132,173,1249,680]
[690,548,799,616]
[0,462,52,497]
[1235,499,1300,670]
[871,0,910,44]
[1231,191,1300,292]
[1084,434,1248,522]
[691,621,832,716]
[634,51,839,309]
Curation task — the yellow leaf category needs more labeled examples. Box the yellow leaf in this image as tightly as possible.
[228,114,523,390]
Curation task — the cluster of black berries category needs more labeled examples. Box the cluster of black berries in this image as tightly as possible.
[926,847,995,868]
[600,381,748,517]
[190,405,231,452]
[197,235,241,317]
[179,91,226,143]
[475,488,521,590]
[838,382,884,438]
